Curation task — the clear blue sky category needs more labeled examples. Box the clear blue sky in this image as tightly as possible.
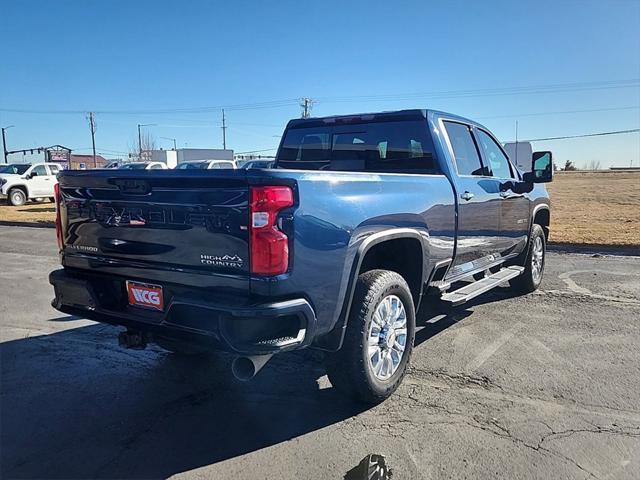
[1,0,639,167]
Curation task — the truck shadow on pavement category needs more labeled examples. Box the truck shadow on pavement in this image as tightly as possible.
[0,324,365,479]
[1,287,518,479]
[415,285,521,347]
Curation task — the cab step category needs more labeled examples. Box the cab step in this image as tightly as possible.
[441,266,524,306]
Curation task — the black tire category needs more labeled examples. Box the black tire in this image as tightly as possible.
[155,336,211,356]
[8,188,27,206]
[510,224,546,294]
[326,269,416,404]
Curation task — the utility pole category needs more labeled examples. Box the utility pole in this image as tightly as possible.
[137,123,156,161]
[300,97,314,118]
[514,120,519,167]
[221,109,227,149]
[87,112,97,167]
[1,125,14,164]
[160,137,177,150]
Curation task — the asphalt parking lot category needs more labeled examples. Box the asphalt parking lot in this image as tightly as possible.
[1,225,639,479]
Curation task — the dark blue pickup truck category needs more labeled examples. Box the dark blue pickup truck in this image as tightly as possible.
[49,109,552,403]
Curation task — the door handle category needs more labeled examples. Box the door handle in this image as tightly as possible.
[460,191,474,201]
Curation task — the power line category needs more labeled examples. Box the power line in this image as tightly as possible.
[72,147,128,154]
[314,79,640,104]
[235,147,278,154]
[476,105,640,120]
[2,79,637,116]
[521,128,640,142]
[0,98,299,115]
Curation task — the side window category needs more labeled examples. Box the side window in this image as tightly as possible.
[31,165,47,177]
[476,130,513,179]
[443,122,484,176]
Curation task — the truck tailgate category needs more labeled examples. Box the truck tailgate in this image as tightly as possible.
[58,171,251,281]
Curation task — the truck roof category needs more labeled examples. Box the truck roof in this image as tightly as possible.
[286,109,480,129]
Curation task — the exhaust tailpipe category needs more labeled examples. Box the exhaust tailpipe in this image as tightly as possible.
[232,354,274,381]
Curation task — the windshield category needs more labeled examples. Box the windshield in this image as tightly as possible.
[118,163,147,170]
[0,164,30,175]
[277,120,439,173]
[177,162,209,169]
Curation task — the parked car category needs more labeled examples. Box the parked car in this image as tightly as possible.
[0,162,63,206]
[241,160,275,169]
[49,109,552,404]
[176,160,238,170]
[0,163,31,175]
[118,161,168,170]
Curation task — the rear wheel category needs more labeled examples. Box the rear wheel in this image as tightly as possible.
[8,188,27,206]
[326,269,416,404]
[510,224,546,294]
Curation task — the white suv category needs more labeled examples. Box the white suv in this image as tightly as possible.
[118,162,168,170]
[176,160,237,170]
[0,163,63,206]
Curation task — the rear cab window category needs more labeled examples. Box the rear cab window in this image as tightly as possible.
[277,118,440,174]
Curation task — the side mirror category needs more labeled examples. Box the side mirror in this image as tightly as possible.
[523,151,553,183]
[24,173,32,180]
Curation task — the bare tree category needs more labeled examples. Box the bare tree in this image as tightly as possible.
[586,159,602,171]
[128,131,157,161]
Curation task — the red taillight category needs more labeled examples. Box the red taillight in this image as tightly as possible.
[249,186,293,275]
[54,182,64,250]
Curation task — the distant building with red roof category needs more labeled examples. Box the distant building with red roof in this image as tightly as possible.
[69,154,109,169]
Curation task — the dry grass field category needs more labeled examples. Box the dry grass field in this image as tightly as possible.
[0,201,55,226]
[547,171,639,246]
[0,171,638,246]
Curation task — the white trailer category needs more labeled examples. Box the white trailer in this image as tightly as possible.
[503,142,533,172]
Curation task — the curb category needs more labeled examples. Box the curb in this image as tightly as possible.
[548,242,640,257]
[0,221,55,229]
